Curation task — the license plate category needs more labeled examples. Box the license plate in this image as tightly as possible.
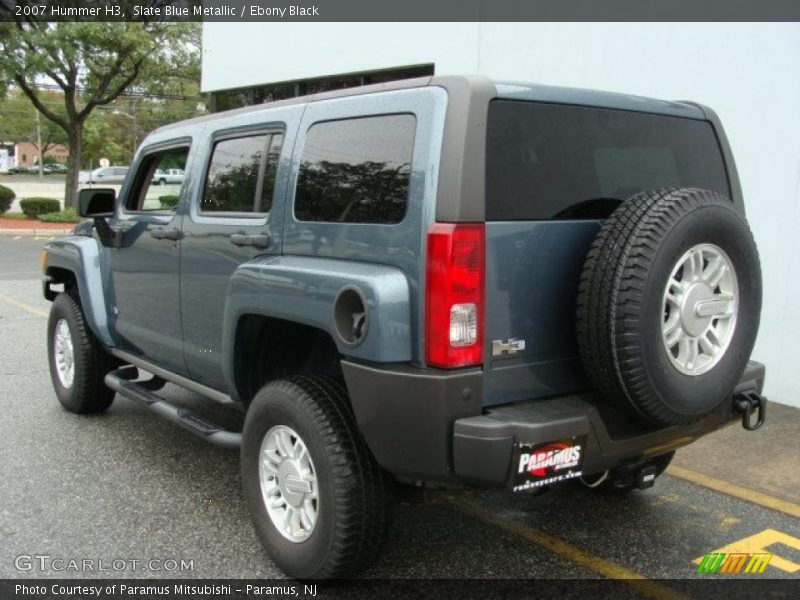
[511,437,585,492]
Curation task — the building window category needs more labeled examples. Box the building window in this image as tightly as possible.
[209,64,434,112]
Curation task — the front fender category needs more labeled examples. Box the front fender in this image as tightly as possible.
[44,235,114,347]
[222,256,412,391]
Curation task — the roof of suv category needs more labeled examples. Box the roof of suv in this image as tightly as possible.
[491,80,705,119]
[144,74,736,223]
[153,75,705,136]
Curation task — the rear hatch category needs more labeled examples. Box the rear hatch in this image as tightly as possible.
[483,98,731,406]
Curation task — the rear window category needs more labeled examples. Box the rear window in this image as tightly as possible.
[294,114,416,224]
[486,100,730,220]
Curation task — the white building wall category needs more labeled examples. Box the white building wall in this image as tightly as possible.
[203,22,800,406]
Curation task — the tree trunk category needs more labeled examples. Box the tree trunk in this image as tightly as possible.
[64,127,82,210]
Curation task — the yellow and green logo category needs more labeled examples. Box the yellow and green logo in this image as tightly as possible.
[696,552,772,574]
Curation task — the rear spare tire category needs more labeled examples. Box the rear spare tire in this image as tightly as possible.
[576,188,761,426]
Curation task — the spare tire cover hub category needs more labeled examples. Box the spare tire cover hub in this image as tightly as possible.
[662,243,738,376]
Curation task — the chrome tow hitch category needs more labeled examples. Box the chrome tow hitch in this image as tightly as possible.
[734,391,767,431]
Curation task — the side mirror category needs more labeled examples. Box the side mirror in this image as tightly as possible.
[78,188,115,217]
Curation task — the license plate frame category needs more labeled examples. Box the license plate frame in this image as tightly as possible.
[511,436,586,492]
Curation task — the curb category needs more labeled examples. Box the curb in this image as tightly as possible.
[0,228,73,236]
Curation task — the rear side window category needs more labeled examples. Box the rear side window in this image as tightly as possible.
[486,100,730,220]
[201,133,283,214]
[294,114,416,224]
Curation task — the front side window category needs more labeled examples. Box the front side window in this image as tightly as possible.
[125,147,189,212]
[201,133,283,214]
[294,114,416,224]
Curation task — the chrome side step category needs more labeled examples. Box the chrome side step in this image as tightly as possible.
[104,366,242,450]
[109,348,235,405]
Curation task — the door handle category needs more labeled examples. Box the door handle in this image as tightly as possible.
[230,233,271,249]
[150,228,180,241]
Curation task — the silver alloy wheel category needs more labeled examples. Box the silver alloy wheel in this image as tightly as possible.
[259,425,318,543]
[53,318,75,388]
[661,243,738,376]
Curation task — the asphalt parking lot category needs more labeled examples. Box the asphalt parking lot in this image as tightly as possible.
[1,234,798,591]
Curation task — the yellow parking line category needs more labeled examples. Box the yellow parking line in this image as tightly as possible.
[451,498,688,600]
[0,292,48,318]
[666,466,800,519]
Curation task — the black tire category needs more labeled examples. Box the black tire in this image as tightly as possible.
[159,178,167,186]
[47,290,115,414]
[576,188,761,426]
[241,375,392,579]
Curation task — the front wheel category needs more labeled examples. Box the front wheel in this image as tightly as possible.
[241,375,392,579]
[47,290,115,413]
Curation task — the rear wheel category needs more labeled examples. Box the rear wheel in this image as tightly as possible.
[241,375,392,578]
[47,290,115,414]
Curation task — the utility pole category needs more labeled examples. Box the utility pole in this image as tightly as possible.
[36,111,43,179]
[131,100,138,162]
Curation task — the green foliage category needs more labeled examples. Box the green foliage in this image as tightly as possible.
[0,184,15,213]
[0,89,68,151]
[19,197,61,218]
[37,207,80,223]
[159,195,180,209]
[82,116,129,167]
[0,21,203,208]
[158,151,188,171]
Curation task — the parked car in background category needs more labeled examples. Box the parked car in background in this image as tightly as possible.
[78,166,129,184]
[6,163,68,174]
[152,168,184,185]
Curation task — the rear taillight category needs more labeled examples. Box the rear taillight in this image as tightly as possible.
[425,223,484,368]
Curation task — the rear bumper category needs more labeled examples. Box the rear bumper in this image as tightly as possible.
[454,361,765,485]
[342,359,765,485]
[342,360,483,481]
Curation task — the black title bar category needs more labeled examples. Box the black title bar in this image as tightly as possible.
[1,0,800,22]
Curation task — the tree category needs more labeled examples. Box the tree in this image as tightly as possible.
[82,113,128,167]
[0,18,200,207]
[0,89,69,166]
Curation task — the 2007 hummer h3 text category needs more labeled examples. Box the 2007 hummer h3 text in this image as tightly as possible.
[42,76,766,578]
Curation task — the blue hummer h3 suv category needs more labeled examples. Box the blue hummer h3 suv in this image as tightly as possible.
[42,76,765,578]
